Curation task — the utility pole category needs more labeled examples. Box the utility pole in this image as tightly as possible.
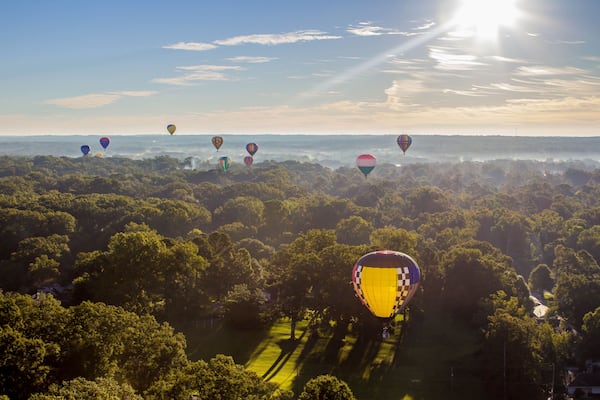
[503,338,507,400]
[549,363,555,400]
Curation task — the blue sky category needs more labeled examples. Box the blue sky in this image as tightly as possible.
[1,0,599,136]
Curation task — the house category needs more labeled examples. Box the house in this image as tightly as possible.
[567,363,600,398]
[567,372,600,398]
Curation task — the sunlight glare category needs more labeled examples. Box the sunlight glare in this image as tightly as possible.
[453,0,519,39]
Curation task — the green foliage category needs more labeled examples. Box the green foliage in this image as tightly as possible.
[1,155,600,399]
[298,375,356,400]
[73,224,209,319]
[0,291,187,397]
[369,227,418,253]
[222,284,268,329]
[481,292,553,400]
[580,307,600,360]
[335,216,373,245]
[29,377,142,400]
[147,355,291,400]
[440,242,516,323]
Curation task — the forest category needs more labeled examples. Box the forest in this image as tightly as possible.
[1,154,600,399]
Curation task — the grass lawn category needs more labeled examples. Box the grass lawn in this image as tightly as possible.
[182,311,485,400]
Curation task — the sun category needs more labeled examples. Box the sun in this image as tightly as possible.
[452,0,519,39]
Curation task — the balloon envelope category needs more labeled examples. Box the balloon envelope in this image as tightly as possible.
[167,124,176,135]
[244,156,253,167]
[356,154,376,178]
[212,136,224,151]
[246,143,258,156]
[218,156,231,171]
[397,135,412,154]
[80,145,90,156]
[99,137,110,150]
[352,250,420,319]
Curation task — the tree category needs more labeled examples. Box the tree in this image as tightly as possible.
[222,284,267,329]
[580,307,600,360]
[312,243,367,324]
[490,208,534,273]
[0,326,58,400]
[577,225,600,263]
[213,195,265,229]
[406,186,451,215]
[8,234,70,292]
[73,223,209,319]
[335,216,373,245]
[554,273,600,328]
[298,375,356,400]
[146,355,292,400]
[29,377,142,400]
[269,230,337,339]
[200,232,260,304]
[369,227,418,254]
[279,253,320,340]
[528,264,554,294]
[440,243,516,322]
[481,292,552,400]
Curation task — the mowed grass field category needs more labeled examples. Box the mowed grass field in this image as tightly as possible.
[183,312,485,400]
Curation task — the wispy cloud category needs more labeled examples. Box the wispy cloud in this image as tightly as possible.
[477,82,534,93]
[442,88,489,97]
[45,91,157,109]
[414,21,436,31]
[488,56,526,64]
[347,21,414,37]
[226,56,277,63]
[547,39,586,45]
[429,46,486,71]
[153,65,244,85]
[515,66,587,77]
[162,42,217,51]
[214,30,341,46]
[582,56,600,62]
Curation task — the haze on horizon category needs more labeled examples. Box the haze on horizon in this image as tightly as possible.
[1,0,599,137]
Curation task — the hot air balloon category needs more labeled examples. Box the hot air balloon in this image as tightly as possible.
[352,250,420,337]
[99,137,110,150]
[212,136,224,151]
[80,145,90,156]
[218,156,231,171]
[246,143,258,156]
[397,134,412,155]
[167,124,176,135]
[244,156,253,167]
[356,154,376,178]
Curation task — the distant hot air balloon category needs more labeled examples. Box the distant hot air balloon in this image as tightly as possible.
[218,156,231,171]
[95,152,103,158]
[80,145,90,156]
[212,136,224,151]
[246,143,259,156]
[356,154,376,178]
[244,156,253,167]
[352,250,420,337]
[99,137,110,150]
[167,124,176,135]
[397,134,412,155]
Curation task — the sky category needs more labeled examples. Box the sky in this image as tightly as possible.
[1,0,599,136]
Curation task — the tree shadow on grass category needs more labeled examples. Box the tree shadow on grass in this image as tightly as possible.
[182,318,271,364]
[262,329,307,382]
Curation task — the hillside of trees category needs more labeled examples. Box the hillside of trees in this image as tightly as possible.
[1,154,600,399]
